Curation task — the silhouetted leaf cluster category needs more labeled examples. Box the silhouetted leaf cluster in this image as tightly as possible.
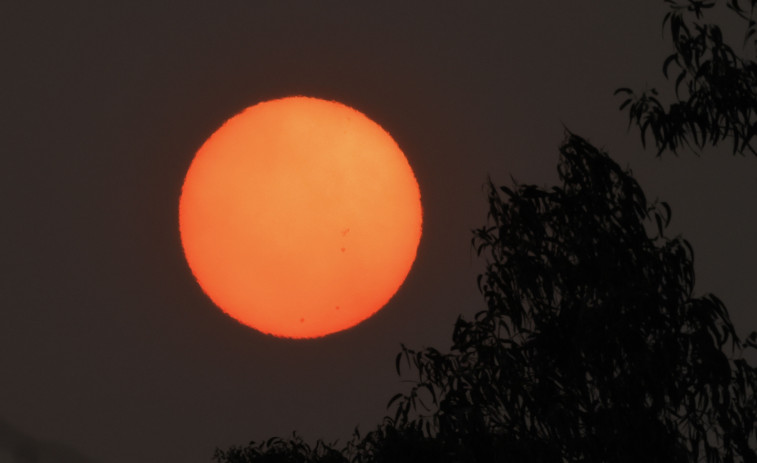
[213,433,348,463]
[616,0,757,155]
[213,420,449,463]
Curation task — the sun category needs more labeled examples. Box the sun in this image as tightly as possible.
[179,96,422,338]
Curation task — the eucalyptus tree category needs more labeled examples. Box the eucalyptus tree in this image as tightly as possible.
[616,0,757,156]
[389,133,757,462]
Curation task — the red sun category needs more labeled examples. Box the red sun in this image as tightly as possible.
[179,96,422,338]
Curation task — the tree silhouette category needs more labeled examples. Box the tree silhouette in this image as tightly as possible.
[615,0,757,156]
[213,133,757,462]
[388,133,757,462]
[213,433,348,463]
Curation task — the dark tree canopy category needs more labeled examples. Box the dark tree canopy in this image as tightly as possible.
[214,134,757,463]
[390,133,757,462]
[616,0,757,156]
[213,434,346,463]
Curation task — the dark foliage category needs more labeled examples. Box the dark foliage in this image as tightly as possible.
[212,420,449,463]
[346,418,448,463]
[213,433,348,463]
[391,133,757,462]
[616,0,757,155]
[213,134,757,462]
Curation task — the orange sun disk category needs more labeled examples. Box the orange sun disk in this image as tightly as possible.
[179,96,422,338]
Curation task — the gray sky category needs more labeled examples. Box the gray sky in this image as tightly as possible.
[2,2,755,462]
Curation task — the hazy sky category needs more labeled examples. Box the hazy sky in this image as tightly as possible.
[2,2,756,462]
